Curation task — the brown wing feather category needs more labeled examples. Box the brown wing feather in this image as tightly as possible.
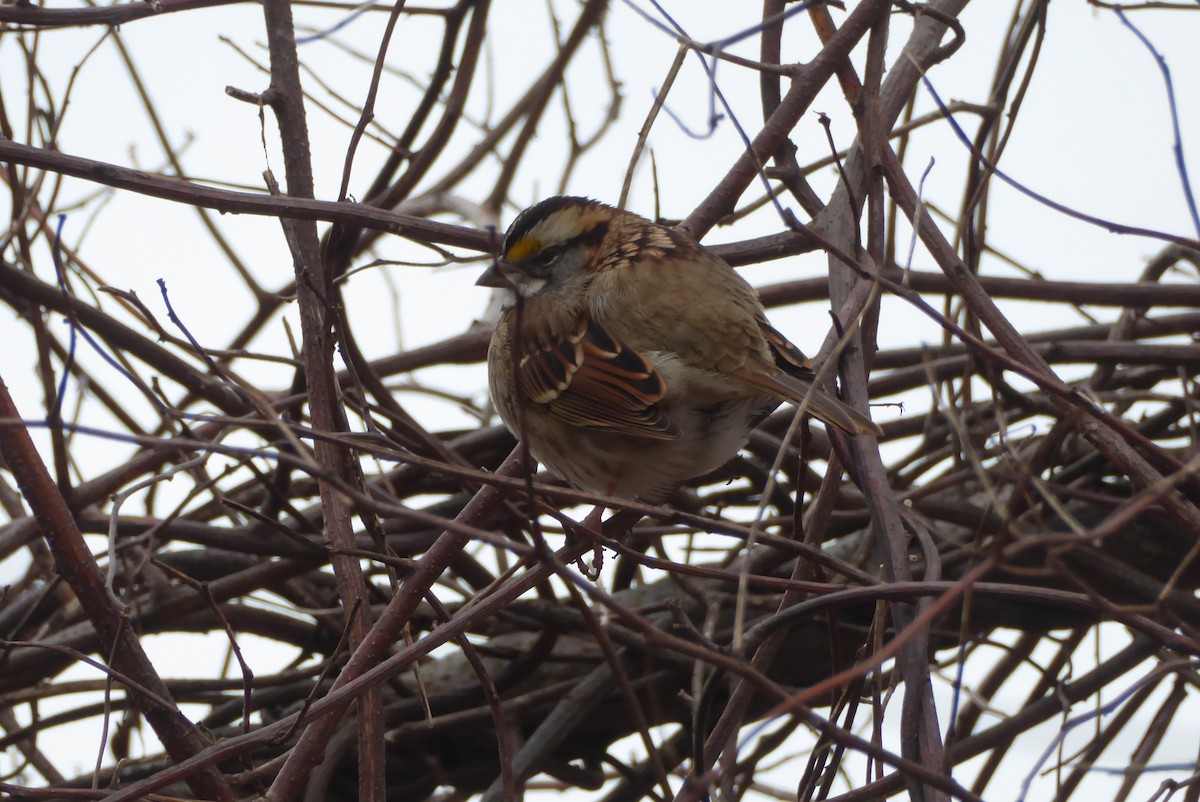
[758,317,816,377]
[747,317,883,436]
[517,313,680,440]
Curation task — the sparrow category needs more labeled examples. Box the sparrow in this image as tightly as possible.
[477,196,880,505]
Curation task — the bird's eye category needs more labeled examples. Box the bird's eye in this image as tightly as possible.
[527,245,565,274]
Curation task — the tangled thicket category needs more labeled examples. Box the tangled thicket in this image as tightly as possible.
[2,2,1200,801]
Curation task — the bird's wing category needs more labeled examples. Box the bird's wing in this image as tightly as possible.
[516,311,681,440]
[739,318,883,436]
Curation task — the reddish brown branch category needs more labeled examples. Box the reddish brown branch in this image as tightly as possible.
[0,378,235,802]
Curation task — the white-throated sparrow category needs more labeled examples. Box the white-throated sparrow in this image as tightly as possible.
[477,196,880,504]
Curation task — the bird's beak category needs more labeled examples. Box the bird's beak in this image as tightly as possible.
[475,260,510,289]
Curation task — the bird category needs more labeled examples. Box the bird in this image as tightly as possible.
[476,195,880,509]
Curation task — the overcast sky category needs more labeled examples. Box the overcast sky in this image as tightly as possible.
[2,1,1198,797]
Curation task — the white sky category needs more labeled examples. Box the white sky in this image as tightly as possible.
[2,1,1199,798]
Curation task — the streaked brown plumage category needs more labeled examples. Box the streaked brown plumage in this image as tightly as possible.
[478,196,880,503]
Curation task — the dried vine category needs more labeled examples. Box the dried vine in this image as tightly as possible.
[1,2,1199,801]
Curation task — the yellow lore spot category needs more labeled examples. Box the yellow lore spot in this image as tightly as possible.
[505,236,541,263]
